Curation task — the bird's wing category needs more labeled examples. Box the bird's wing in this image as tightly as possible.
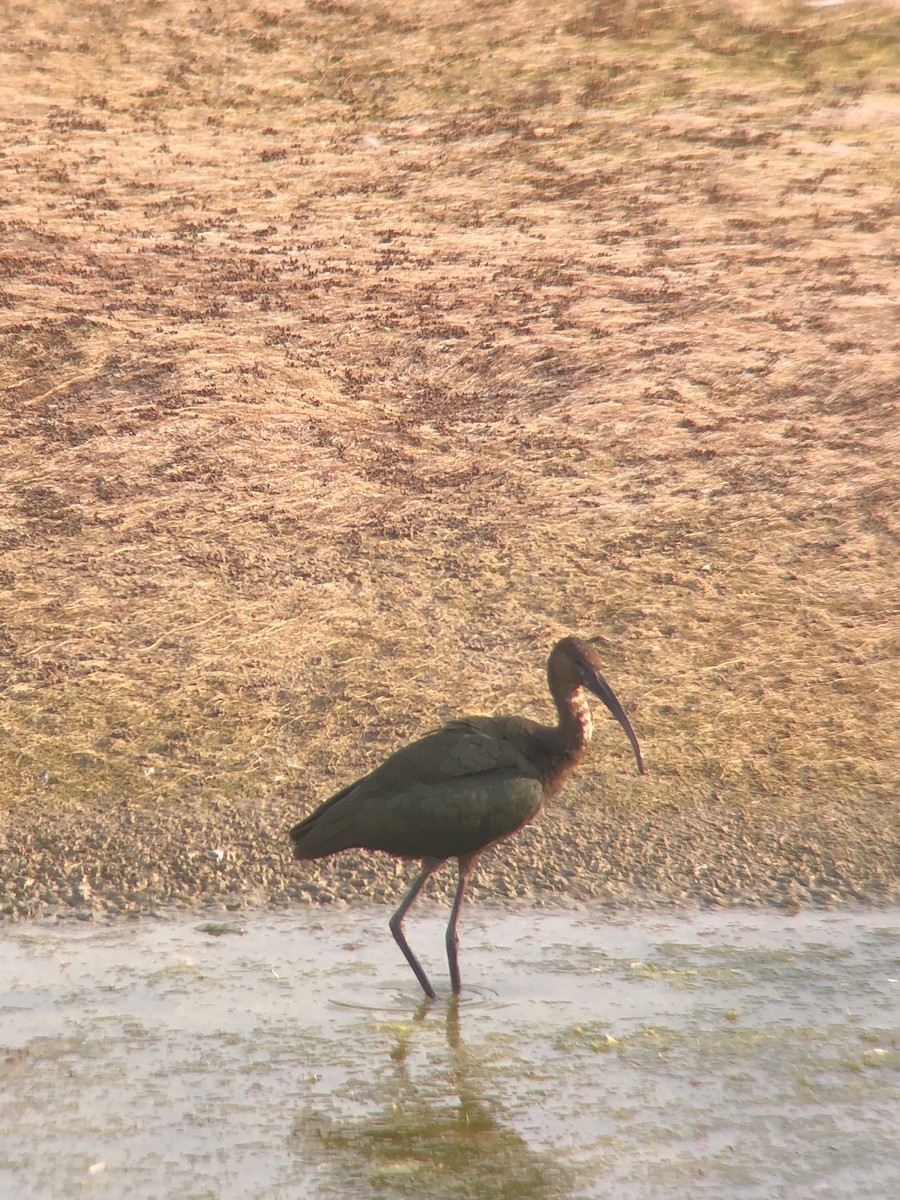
[290,718,543,861]
[353,768,544,859]
[364,718,537,790]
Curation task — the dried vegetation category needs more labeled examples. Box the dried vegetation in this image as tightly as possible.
[0,0,897,915]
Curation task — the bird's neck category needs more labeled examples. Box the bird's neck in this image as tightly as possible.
[551,683,593,752]
[526,682,592,798]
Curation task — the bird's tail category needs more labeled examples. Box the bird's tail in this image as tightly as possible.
[289,782,359,860]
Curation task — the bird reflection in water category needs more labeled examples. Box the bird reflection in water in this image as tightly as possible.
[291,998,573,1200]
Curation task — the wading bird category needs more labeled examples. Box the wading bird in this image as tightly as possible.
[290,636,644,998]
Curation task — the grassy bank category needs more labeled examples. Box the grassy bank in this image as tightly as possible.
[1,1,897,914]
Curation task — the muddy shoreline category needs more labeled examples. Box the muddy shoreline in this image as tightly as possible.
[3,786,896,921]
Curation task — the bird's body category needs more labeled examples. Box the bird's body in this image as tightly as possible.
[290,637,644,998]
[290,715,575,861]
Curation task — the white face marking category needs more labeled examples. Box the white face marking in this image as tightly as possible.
[572,687,593,742]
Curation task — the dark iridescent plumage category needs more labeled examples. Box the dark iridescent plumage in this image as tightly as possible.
[290,636,644,998]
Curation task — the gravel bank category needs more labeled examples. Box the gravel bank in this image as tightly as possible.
[2,790,896,922]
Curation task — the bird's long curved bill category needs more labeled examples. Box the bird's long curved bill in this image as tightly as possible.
[583,669,645,774]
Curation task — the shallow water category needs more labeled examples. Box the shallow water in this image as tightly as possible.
[1,906,897,1199]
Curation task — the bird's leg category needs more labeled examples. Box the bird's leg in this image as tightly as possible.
[446,855,476,995]
[389,857,442,1000]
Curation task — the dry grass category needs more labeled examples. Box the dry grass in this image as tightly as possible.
[0,1,897,899]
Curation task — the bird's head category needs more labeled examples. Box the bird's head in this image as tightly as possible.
[550,637,645,774]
